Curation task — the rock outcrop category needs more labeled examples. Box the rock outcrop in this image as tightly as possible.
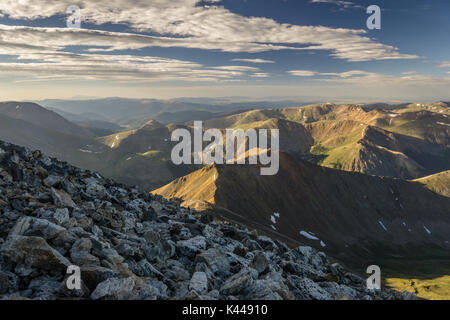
[0,140,412,300]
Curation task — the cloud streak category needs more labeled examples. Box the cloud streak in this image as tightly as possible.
[288,69,450,88]
[310,0,364,10]
[232,59,275,64]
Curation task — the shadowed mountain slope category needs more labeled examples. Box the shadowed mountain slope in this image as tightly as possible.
[153,152,450,272]
[0,102,94,138]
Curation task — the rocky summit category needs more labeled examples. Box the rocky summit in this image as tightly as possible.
[0,140,413,300]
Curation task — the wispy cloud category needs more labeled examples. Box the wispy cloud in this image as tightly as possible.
[289,69,450,88]
[288,70,319,76]
[213,66,260,72]
[310,0,364,10]
[436,61,450,68]
[250,73,270,78]
[232,59,275,64]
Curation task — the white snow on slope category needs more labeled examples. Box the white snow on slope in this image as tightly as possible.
[423,225,432,235]
[378,221,388,232]
[78,149,93,154]
[300,231,319,241]
[299,231,326,248]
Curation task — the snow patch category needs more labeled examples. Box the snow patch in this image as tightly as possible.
[299,230,326,248]
[271,225,277,231]
[437,122,450,127]
[378,221,388,232]
[423,225,432,235]
[270,212,280,226]
[300,231,319,241]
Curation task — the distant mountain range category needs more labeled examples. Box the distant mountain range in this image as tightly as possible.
[1,100,448,190]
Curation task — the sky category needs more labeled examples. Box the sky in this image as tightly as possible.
[0,0,449,102]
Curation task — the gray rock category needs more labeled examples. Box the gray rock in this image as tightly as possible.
[29,278,61,298]
[53,208,70,225]
[195,248,230,277]
[189,272,208,293]
[91,277,136,300]
[249,251,269,275]
[245,277,292,300]
[0,271,19,295]
[51,188,76,208]
[165,265,191,281]
[287,276,332,300]
[220,269,255,296]
[0,235,71,271]
[176,236,207,258]
[319,282,357,300]
[21,217,66,240]
[8,216,33,236]
[80,265,120,291]
[70,238,99,266]
[86,182,108,199]
[43,175,61,187]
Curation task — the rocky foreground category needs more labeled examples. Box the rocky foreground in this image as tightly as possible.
[0,140,413,300]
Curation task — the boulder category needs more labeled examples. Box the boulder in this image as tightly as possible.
[189,272,208,293]
[220,269,255,296]
[0,235,71,271]
[51,188,76,208]
[91,277,136,300]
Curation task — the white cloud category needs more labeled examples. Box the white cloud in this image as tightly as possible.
[232,58,275,64]
[437,61,450,68]
[310,0,364,10]
[288,70,319,76]
[213,66,260,72]
[402,71,417,75]
[0,0,418,61]
[250,73,270,78]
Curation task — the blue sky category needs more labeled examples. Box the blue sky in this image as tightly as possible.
[0,0,449,102]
